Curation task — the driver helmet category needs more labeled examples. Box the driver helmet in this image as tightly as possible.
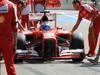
[41,25,51,30]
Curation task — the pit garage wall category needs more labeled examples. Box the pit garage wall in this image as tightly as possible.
[47,0,73,10]
[47,0,100,10]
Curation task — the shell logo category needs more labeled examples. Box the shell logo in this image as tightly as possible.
[0,16,5,23]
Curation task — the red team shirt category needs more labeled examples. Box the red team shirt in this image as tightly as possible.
[46,0,61,8]
[79,4,99,20]
[0,0,17,35]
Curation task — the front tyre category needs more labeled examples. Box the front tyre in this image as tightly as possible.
[70,33,85,62]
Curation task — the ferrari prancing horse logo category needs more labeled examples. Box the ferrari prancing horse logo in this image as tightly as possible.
[0,16,5,23]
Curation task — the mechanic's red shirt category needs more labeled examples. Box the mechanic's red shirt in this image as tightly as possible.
[46,0,61,8]
[79,4,98,20]
[0,0,17,35]
[34,0,45,5]
[27,0,33,4]
[13,0,20,4]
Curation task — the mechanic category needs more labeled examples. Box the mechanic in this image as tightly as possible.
[21,0,33,30]
[0,0,18,75]
[16,0,25,19]
[70,0,100,57]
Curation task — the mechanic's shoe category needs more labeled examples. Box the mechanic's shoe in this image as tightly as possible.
[0,60,4,64]
[87,58,99,65]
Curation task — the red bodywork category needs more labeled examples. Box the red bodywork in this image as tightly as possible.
[16,28,82,61]
[15,13,84,62]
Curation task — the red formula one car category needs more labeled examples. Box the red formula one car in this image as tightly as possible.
[15,12,85,63]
